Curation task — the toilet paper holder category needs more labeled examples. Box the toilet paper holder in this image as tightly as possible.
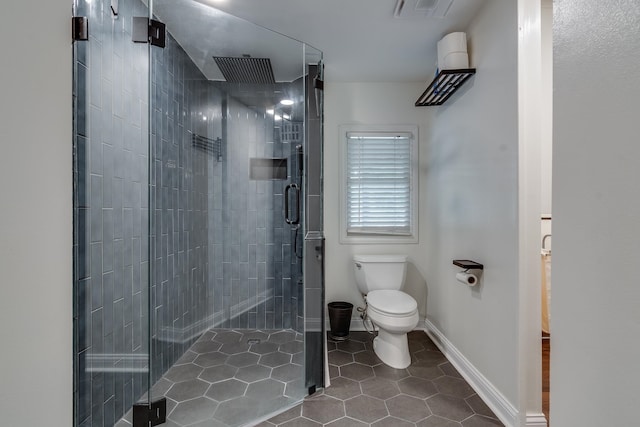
[453,260,483,286]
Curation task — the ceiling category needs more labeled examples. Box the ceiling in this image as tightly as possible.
[153,0,487,83]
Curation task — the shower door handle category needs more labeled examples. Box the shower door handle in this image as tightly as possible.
[285,183,300,225]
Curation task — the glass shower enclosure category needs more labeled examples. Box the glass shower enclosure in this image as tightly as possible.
[72,0,324,425]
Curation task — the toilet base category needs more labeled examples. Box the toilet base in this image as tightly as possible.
[373,329,411,369]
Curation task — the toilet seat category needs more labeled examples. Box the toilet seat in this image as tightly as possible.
[367,290,417,317]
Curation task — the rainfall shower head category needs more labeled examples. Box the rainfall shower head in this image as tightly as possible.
[213,56,276,84]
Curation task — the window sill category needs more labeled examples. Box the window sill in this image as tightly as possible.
[339,232,418,245]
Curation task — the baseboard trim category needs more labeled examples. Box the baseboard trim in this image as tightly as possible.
[525,413,548,427]
[424,319,519,427]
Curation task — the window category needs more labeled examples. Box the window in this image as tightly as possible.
[340,125,418,243]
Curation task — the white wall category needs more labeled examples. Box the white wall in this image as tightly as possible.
[0,0,73,425]
[540,0,553,216]
[552,1,640,425]
[323,82,432,318]
[423,0,520,408]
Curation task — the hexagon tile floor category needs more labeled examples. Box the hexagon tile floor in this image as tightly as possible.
[118,329,503,427]
[116,329,306,427]
[258,330,504,427]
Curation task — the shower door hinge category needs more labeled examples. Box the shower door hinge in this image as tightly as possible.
[72,17,88,42]
[313,76,324,91]
[132,17,166,48]
[132,397,166,427]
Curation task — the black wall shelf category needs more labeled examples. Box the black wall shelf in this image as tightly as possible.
[415,69,476,106]
[453,260,484,270]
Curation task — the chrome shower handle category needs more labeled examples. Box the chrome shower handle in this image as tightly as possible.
[285,183,300,225]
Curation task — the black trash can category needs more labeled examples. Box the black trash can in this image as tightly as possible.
[328,301,353,341]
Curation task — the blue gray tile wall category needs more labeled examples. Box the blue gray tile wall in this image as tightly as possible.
[73,0,151,426]
[148,20,216,384]
[215,94,303,333]
[74,1,307,425]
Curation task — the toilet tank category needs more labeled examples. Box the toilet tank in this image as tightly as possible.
[353,254,408,294]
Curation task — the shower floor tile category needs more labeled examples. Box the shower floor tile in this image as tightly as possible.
[259,331,505,427]
[116,329,305,427]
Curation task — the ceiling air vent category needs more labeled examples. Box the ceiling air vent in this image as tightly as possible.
[394,0,454,18]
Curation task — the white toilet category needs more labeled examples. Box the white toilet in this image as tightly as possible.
[354,254,419,369]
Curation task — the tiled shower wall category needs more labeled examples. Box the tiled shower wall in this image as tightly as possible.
[148,22,218,381]
[73,0,151,426]
[212,94,303,332]
[73,1,305,425]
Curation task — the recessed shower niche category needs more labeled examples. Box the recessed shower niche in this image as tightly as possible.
[250,158,288,180]
[71,0,324,425]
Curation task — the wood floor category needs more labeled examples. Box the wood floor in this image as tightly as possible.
[542,336,550,423]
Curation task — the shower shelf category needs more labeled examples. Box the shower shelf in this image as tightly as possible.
[453,259,484,270]
[415,69,476,106]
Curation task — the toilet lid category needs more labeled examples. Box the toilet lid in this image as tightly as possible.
[367,290,417,315]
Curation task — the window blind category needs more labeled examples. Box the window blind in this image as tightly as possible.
[346,132,413,235]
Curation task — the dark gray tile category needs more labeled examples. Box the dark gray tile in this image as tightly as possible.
[220,341,251,355]
[386,394,432,422]
[245,379,285,400]
[344,395,388,423]
[360,377,401,400]
[260,351,291,368]
[352,348,382,366]
[280,418,322,427]
[165,379,210,402]
[279,339,303,354]
[462,415,504,426]
[167,397,217,425]
[271,364,302,382]
[426,394,474,422]
[372,416,415,427]
[336,339,367,353]
[413,349,448,366]
[408,362,445,380]
[163,364,203,383]
[214,330,243,344]
[205,378,247,402]
[227,351,260,367]
[250,341,280,354]
[328,350,354,367]
[434,375,475,399]
[235,364,271,382]
[265,404,301,424]
[417,415,462,427]
[268,330,296,344]
[340,363,375,381]
[194,352,228,368]
[150,378,173,397]
[214,396,288,426]
[439,362,464,379]
[466,394,498,419]
[373,363,410,381]
[324,377,362,401]
[325,418,368,427]
[301,395,345,424]
[397,376,439,399]
[200,364,239,384]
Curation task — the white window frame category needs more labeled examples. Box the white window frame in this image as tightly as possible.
[339,124,419,244]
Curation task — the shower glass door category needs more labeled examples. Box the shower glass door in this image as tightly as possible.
[73,0,323,425]
[145,1,324,426]
[72,0,152,425]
